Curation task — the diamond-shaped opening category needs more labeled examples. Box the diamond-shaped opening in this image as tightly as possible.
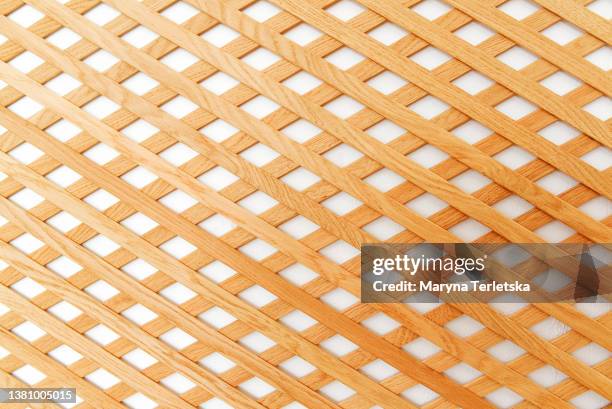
[13,364,46,385]
[160,48,199,72]
[364,168,406,192]
[84,50,119,72]
[535,170,578,195]
[570,390,609,409]
[493,145,535,169]
[200,119,239,142]
[46,210,81,233]
[454,22,495,45]
[200,352,236,374]
[449,219,491,241]
[450,169,491,193]
[160,1,199,24]
[199,306,237,329]
[361,312,400,335]
[239,376,276,399]
[533,267,572,292]
[495,95,537,120]
[452,120,493,144]
[323,144,363,167]
[363,216,404,240]
[45,73,82,96]
[159,236,197,259]
[284,23,322,46]
[121,303,158,326]
[83,188,119,211]
[492,195,533,219]
[281,119,321,143]
[319,380,355,402]
[238,191,278,214]
[240,143,280,167]
[405,192,448,217]
[279,356,317,378]
[579,197,610,221]
[8,96,43,119]
[407,144,449,168]
[486,387,523,408]
[581,146,611,171]
[85,324,119,346]
[320,240,359,264]
[582,96,612,121]
[409,95,450,119]
[84,4,120,26]
[121,25,159,48]
[9,142,44,164]
[11,277,45,299]
[240,95,280,118]
[587,0,612,19]
[367,71,408,95]
[279,215,319,239]
[200,71,239,95]
[537,121,580,145]
[282,71,322,95]
[122,393,158,409]
[444,363,483,384]
[368,22,408,45]
[411,0,452,20]
[122,348,158,370]
[85,368,120,389]
[401,384,439,406]
[11,234,44,254]
[159,328,197,350]
[324,95,364,119]
[410,46,451,70]
[239,331,276,353]
[487,340,525,362]
[530,316,570,340]
[48,344,82,366]
[12,321,46,342]
[83,96,120,119]
[242,47,281,71]
[121,119,158,142]
[279,310,317,332]
[201,24,240,48]
[360,359,399,381]
[198,261,237,283]
[528,364,568,387]
[239,238,277,261]
[585,46,612,71]
[121,258,157,281]
[445,315,484,337]
[325,47,365,70]
[10,188,44,210]
[199,213,236,237]
[9,5,44,27]
[540,71,582,95]
[160,282,196,305]
[322,192,363,215]
[452,70,494,95]
[197,166,239,191]
[320,288,358,311]
[83,234,120,257]
[498,0,540,20]
[160,372,195,394]
[9,51,44,73]
[83,143,120,165]
[48,301,82,322]
[325,0,365,21]
[280,167,321,192]
[541,21,583,45]
[159,143,198,167]
[534,220,576,242]
[242,1,281,22]
[46,256,82,278]
[402,337,442,359]
[496,46,538,70]
[238,285,278,308]
[161,95,198,119]
[121,165,158,189]
[46,165,81,188]
[572,342,611,366]
[84,280,119,302]
[278,263,319,287]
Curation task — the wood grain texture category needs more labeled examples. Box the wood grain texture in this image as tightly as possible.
[0,0,609,408]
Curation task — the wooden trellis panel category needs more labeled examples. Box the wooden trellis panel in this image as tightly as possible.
[0,0,610,408]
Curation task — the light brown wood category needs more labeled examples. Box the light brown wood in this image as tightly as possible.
[0,0,609,408]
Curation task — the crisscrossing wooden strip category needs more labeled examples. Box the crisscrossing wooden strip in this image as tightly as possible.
[0,0,609,408]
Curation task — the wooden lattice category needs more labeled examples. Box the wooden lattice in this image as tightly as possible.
[0,0,610,408]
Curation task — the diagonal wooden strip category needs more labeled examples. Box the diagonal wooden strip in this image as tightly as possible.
[100,0,610,245]
[0,110,422,409]
[532,0,612,42]
[178,0,612,240]
[261,0,612,184]
[23,0,464,243]
[0,327,127,409]
[0,83,583,409]
[353,0,612,142]
[0,107,345,409]
[0,286,194,409]
[447,0,612,84]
